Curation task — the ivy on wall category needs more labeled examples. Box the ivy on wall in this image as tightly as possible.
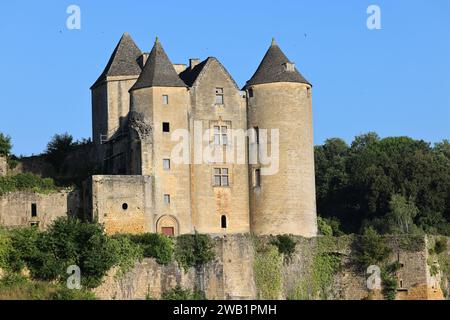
[254,243,283,300]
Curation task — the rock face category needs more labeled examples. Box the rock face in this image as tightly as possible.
[94,234,448,300]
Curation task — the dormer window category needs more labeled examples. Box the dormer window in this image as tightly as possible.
[215,88,224,105]
[284,62,295,72]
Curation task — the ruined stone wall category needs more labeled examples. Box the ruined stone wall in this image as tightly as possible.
[0,189,80,230]
[8,155,55,178]
[93,235,447,300]
[0,155,6,177]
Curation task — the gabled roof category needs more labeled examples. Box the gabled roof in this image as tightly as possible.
[91,33,142,89]
[179,57,240,90]
[244,38,311,88]
[130,38,186,91]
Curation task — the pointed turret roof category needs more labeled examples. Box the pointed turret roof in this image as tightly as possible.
[130,38,186,91]
[244,38,311,88]
[91,33,142,89]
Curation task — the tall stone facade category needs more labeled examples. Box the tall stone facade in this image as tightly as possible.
[90,34,318,237]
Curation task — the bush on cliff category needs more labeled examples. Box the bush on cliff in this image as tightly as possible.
[174,233,215,271]
[0,218,143,289]
[127,233,173,265]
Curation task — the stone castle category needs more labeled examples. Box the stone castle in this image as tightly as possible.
[87,33,317,237]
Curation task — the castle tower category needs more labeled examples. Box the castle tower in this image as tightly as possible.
[245,39,317,237]
[91,33,142,145]
[129,38,193,236]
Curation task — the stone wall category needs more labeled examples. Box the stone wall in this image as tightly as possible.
[94,234,447,300]
[0,189,80,230]
[89,175,153,235]
[94,234,256,300]
[0,155,6,177]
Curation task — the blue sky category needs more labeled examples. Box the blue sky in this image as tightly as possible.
[0,0,449,156]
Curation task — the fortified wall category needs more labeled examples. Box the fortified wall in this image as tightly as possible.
[94,234,449,300]
[0,189,81,230]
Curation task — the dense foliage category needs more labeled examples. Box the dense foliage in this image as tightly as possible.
[0,173,58,195]
[44,133,77,172]
[270,235,297,260]
[0,132,12,157]
[0,218,143,289]
[160,285,205,300]
[315,133,450,235]
[114,233,173,265]
[0,273,96,300]
[174,233,215,271]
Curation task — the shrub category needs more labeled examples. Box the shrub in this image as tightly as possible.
[129,233,173,265]
[4,218,135,289]
[108,235,143,275]
[270,235,297,260]
[0,173,58,195]
[175,233,215,271]
[0,273,96,300]
[434,238,447,255]
[161,285,204,300]
[317,217,333,236]
[354,227,391,270]
[0,133,12,157]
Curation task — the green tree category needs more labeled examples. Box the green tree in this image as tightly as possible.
[45,133,75,172]
[385,195,419,234]
[0,133,12,157]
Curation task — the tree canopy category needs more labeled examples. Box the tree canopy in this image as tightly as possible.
[315,133,450,236]
[0,132,12,157]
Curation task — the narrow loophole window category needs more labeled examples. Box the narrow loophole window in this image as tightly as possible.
[221,215,227,229]
[31,203,37,217]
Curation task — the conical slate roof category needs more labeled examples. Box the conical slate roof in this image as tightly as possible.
[245,39,311,88]
[91,33,142,89]
[130,38,186,90]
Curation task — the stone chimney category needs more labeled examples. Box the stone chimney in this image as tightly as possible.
[137,53,149,69]
[173,64,187,74]
[189,58,200,70]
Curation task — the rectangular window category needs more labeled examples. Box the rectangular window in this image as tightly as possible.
[214,168,229,187]
[164,194,171,204]
[248,89,254,98]
[254,169,261,187]
[213,125,228,145]
[31,203,37,217]
[30,221,39,228]
[162,95,169,105]
[215,88,224,105]
[162,122,170,133]
[163,159,171,170]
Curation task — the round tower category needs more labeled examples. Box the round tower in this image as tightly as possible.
[246,39,317,237]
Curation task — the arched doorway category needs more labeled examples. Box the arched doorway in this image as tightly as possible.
[156,215,179,236]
